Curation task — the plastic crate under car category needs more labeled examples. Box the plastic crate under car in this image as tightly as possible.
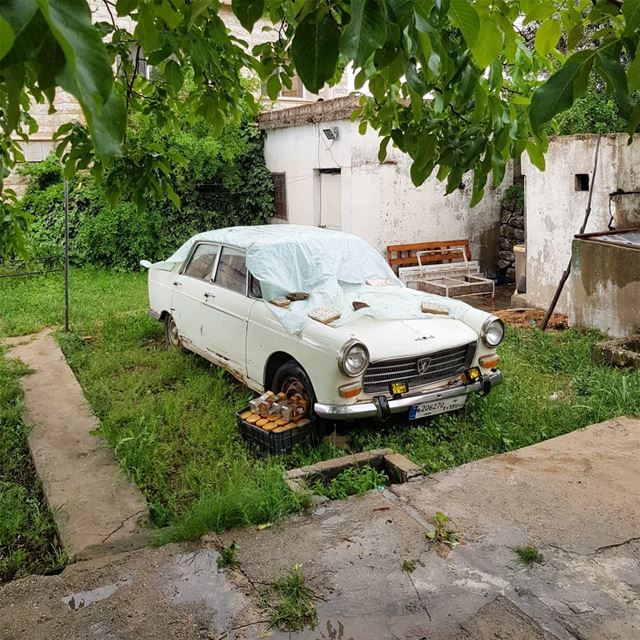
[236,406,317,454]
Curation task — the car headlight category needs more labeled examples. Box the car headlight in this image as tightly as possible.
[481,316,505,347]
[338,340,370,377]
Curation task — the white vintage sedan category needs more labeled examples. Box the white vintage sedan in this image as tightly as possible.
[143,225,503,422]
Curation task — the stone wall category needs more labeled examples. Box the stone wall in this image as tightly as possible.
[498,180,525,283]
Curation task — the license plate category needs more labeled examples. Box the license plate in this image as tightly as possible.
[408,396,467,420]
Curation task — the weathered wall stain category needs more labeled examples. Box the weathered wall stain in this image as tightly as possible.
[521,133,640,316]
[262,111,511,269]
[572,237,640,337]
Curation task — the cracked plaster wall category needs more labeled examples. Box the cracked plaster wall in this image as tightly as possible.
[521,133,640,316]
[264,120,510,269]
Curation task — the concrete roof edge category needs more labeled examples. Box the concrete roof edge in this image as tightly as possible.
[258,95,361,130]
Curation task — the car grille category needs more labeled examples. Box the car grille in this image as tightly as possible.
[362,342,476,394]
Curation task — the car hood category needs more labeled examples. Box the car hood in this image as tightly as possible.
[331,314,479,361]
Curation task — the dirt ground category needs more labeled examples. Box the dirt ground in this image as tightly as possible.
[495,308,569,330]
[1,416,638,640]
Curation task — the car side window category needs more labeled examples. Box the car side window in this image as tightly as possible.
[183,243,219,281]
[249,273,262,299]
[214,246,247,294]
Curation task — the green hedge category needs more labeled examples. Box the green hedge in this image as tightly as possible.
[17,115,274,271]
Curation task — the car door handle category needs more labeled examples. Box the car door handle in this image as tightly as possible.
[173,281,182,286]
[204,292,215,300]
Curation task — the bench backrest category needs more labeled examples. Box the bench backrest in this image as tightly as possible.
[386,240,472,273]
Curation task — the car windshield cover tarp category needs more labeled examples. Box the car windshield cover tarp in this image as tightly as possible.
[165,225,470,334]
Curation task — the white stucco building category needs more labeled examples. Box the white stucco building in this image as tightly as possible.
[259,98,511,269]
[520,133,640,321]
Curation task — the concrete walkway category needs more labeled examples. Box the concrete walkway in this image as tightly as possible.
[5,331,148,559]
[1,417,638,639]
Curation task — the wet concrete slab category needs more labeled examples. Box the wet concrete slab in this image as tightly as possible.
[4,330,148,559]
[1,417,638,639]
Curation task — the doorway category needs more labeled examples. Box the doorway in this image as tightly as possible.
[318,168,342,230]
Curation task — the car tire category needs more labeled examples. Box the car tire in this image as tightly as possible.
[271,360,317,418]
[164,313,185,351]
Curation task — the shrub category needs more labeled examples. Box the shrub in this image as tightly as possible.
[553,78,628,135]
[16,114,274,270]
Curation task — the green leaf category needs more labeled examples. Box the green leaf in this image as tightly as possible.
[188,0,212,26]
[378,136,390,162]
[4,64,25,130]
[530,50,595,134]
[340,0,387,66]
[623,0,640,35]
[628,53,640,92]
[135,4,158,49]
[165,59,183,92]
[448,0,479,47]
[526,140,545,171]
[471,19,502,68]
[155,0,181,29]
[85,87,126,159]
[567,22,583,50]
[0,18,13,60]
[232,0,265,32]
[0,0,37,60]
[627,103,640,136]
[535,18,562,56]
[266,73,280,100]
[292,12,340,94]
[523,0,555,24]
[37,0,113,108]
[597,49,632,117]
[115,0,138,15]
[405,58,426,95]
[166,182,181,208]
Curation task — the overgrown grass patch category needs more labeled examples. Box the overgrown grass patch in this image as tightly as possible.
[2,269,639,545]
[0,352,66,584]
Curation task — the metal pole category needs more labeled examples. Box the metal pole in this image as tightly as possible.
[64,178,70,332]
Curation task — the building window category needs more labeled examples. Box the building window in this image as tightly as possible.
[575,174,590,191]
[281,75,305,99]
[272,173,287,220]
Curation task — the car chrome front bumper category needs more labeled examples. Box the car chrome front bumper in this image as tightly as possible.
[314,370,503,421]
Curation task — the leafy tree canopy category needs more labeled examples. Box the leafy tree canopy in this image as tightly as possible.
[1,0,640,258]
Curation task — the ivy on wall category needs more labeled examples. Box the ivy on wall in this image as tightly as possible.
[16,114,274,271]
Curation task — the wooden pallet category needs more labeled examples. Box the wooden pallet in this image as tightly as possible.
[387,239,471,273]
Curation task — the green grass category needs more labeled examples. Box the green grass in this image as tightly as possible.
[514,545,544,566]
[1,268,639,546]
[0,352,66,584]
[312,464,388,500]
[266,564,317,632]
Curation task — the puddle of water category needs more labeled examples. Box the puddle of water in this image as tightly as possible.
[169,549,240,632]
[62,578,131,611]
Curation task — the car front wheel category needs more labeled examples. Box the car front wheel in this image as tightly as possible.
[163,313,184,350]
[271,360,316,419]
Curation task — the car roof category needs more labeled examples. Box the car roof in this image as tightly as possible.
[186,225,354,251]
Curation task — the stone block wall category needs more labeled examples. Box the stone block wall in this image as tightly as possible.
[498,179,525,282]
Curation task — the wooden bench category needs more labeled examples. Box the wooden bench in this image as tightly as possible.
[386,240,472,274]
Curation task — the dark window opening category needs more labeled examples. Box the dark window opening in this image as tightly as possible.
[575,174,590,191]
[272,173,287,220]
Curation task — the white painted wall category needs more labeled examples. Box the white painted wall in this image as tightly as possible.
[521,133,640,316]
[263,120,510,269]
